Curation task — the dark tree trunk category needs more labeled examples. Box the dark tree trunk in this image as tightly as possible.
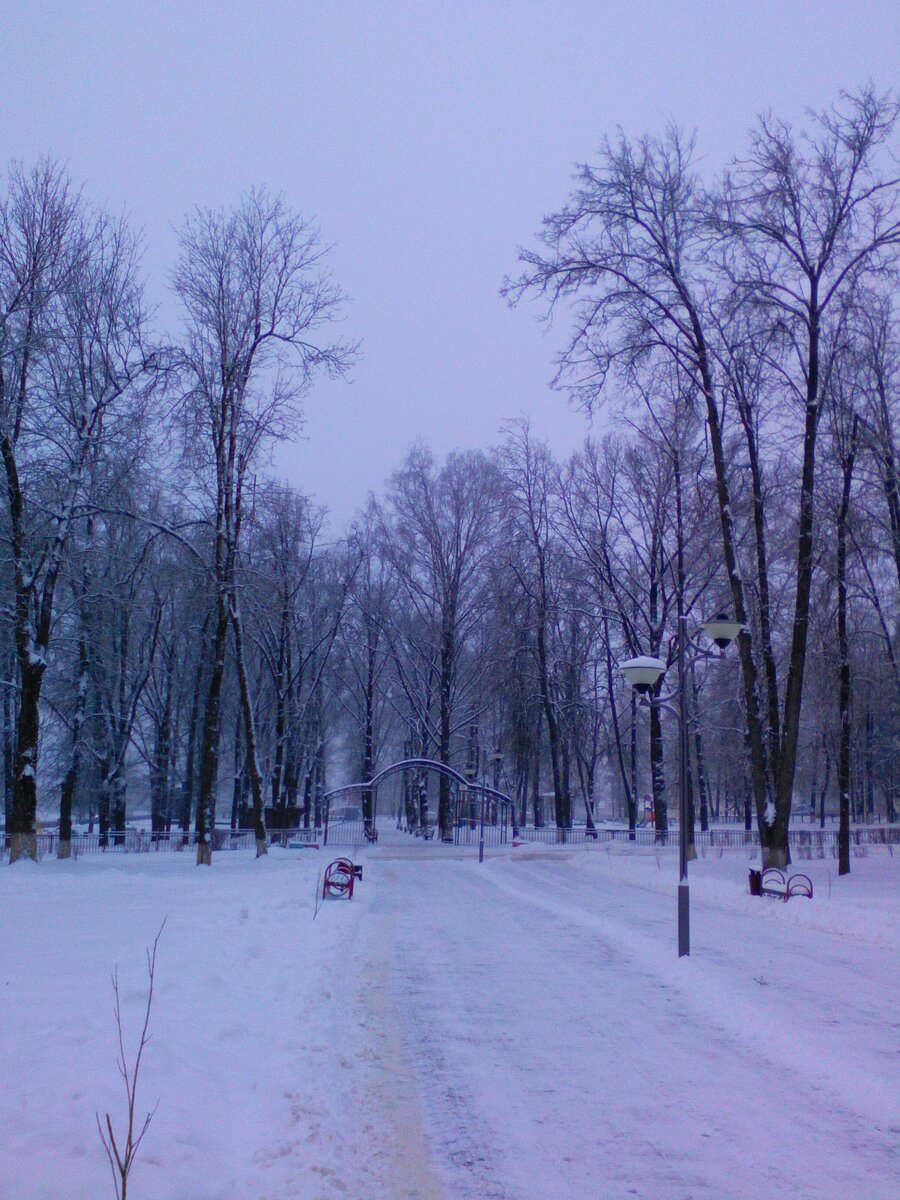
[98,762,112,849]
[864,711,875,823]
[8,660,43,862]
[819,733,831,829]
[230,706,243,832]
[269,597,290,819]
[111,775,127,845]
[196,598,229,866]
[438,624,453,840]
[535,601,566,840]
[229,601,267,856]
[649,691,667,840]
[836,416,858,876]
[3,648,16,849]
[531,716,543,828]
[684,734,696,862]
[691,669,711,833]
[361,632,377,838]
[181,654,204,845]
[150,687,172,839]
[602,611,633,835]
[629,692,638,840]
[58,636,89,858]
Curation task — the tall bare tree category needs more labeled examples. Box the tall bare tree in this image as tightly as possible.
[507,88,900,865]
[0,161,151,862]
[378,446,499,839]
[173,188,354,862]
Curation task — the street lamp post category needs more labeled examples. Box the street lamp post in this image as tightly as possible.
[621,612,742,957]
[479,750,504,864]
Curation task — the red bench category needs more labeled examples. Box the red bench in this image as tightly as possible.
[322,858,363,899]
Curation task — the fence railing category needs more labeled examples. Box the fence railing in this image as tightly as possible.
[3,821,897,861]
[1,828,263,860]
[511,824,900,851]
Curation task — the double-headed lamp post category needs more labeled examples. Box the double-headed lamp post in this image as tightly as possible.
[620,613,742,958]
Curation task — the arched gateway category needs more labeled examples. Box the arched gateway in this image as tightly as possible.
[323,758,514,848]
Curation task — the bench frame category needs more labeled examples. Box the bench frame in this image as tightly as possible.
[749,867,813,901]
[322,857,363,899]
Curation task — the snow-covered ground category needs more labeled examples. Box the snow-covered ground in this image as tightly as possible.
[1,834,897,1200]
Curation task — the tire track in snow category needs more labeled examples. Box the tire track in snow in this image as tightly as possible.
[391,945,511,1200]
[379,851,899,1200]
[343,864,448,1200]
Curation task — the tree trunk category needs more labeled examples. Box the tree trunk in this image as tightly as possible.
[629,692,638,840]
[531,716,543,828]
[438,624,453,840]
[98,762,112,851]
[195,598,229,866]
[3,648,16,850]
[692,328,773,861]
[181,656,204,846]
[684,733,696,862]
[58,636,89,859]
[864,711,874,823]
[691,669,711,833]
[836,417,857,876]
[150,688,172,840]
[535,605,566,840]
[229,600,268,856]
[230,707,243,832]
[111,775,127,846]
[819,733,831,829]
[361,634,377,838]
[8,660,42,863]
[649,692,667,841]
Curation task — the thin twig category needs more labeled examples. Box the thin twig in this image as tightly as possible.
[96,919,166,1200]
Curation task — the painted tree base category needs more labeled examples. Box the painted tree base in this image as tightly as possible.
[9,833,37,863]
[255,838,267,858]
[57,840,72,860]
[196,842,212,867]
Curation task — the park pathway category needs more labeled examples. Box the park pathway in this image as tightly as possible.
[357,843,899,1200]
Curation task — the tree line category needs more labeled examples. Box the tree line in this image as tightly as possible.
[1,86,898,872]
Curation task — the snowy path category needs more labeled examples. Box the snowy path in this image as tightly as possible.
[1,841,897,1199]
[375,847,899,1200]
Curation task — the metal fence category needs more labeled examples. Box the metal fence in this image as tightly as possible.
[452,817,508,847]
[3,821,896,861]
[511,824,900,852]
[0,828,262,860]
[322,818,364,847]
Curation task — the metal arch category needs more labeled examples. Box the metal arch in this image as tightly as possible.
[323,757,513,809]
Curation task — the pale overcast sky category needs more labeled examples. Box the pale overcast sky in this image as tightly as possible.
[3,2,897,525]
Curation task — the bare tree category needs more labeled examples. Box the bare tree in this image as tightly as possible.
[334,507,397,836]
[378,446,499,839]
[173,188,354,862]
[497,421,571,835]
[0,160,151,862]
[714,86,900,861]
[507,88,900,865]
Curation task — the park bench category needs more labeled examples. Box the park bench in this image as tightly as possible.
[749,867,813,901]
[322,857,363,899]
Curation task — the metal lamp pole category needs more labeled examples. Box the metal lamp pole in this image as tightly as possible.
[478,781,486,863]
[621,613,742,959]
[677,614,690,957]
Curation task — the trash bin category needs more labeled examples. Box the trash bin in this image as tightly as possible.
[748,868,762,896]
